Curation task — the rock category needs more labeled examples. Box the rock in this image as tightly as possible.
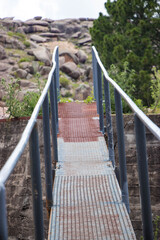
[72,32,81,38]
[32,46,51,66]
[25,20,49,26]
[85,67,93,81]
[60,62,80,80]
[76,50,87,63]
[28,40,39,48]
[75,83,91,100]
[59,56,65,68]
[50,28,61,33]
[59,51,79,64]
[0,45,7,60]
[0,34,25,49]
[39,32,65,38]
[16,27,25,34]
[78,37,91,46]
[19,62,34,74]
[16,69,28,79]
[42,18,54,23]
[30,34,47,43]
[24,25,49,33]
[0,63,10,71]
[51,21,66,32]
[19,80,36,88]
[34,16,42,20]
[40,66,51,75]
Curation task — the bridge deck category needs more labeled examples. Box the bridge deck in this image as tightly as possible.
[48,102,136,240]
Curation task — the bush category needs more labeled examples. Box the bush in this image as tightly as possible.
[60,76,70,88]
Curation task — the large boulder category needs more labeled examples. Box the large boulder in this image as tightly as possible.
[32,46,51,66]
[75,84,91,100]
[76,50,87,63]
[0,45,7,60]
[16,69,28,79]
[60,62,80,80]
[0,63,10,72]
[25,20,49,27]
[30,34,47,43]
[24,25,49,33]
[59,51,79,64]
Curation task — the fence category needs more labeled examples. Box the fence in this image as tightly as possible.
[92,46,160,240]
[0,47,59,240]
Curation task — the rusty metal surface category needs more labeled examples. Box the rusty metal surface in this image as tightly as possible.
[48,103,136,239]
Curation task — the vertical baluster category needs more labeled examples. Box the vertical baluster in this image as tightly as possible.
[114,89,130,213]
[104,77,115,167]
[29,124,44,240]
[42,94,53,216]
[92,49,96,100]
[54,70,59,134]
[134,115,153,240]
[56,48,60,95]
[95,58,99,114]
[50,76,58,163]
[0,183,8,240]
[97,62,104,133]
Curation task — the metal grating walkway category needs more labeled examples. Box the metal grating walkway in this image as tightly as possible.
[48,102,136,240]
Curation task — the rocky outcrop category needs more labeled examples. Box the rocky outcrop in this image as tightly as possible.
[0,17,94,106]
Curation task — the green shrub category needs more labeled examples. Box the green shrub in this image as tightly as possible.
[23,41,30,48]
[18,57,31,63]
[60,77,70,88]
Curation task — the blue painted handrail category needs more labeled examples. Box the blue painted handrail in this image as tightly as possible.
[92,46,160,240]
[0,46,59,240]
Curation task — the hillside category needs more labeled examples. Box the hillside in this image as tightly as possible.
[0,17,94,118]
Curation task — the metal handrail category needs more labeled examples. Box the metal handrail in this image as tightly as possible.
[0,46,59,240]
[92,46,160,240]
[92,46,160,141]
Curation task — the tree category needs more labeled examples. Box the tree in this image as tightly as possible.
[90,0,160,106]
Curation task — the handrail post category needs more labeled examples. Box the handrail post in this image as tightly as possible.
[134,115,153,240]
[114,89,130,213]
[54,70,59,134]
[29,124,44,240]
[104,77,115,167]
[50,77,58,163]
[97,62,104,133]
[92,48,97,100]
[0,183,8,240]
[42,94,53,217]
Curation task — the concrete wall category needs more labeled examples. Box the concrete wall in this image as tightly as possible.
[111,114,160,239]
[0,117,54,240]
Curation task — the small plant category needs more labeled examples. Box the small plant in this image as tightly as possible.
[23,40,30,48]
[150,67,160,113]
[1,74,45,118]
[154,215,160,240]
[60,97,72,103]
[7,31,26,41]
[84,90,95,103]
[60,76,70,88]
[1,78,24,118]
[18,57,31,63]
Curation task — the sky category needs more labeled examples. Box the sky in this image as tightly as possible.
[0,0,107,21]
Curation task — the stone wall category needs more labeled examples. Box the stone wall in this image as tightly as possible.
[0,114,160,239]
[111,114,160,239]
[0,117,54,240]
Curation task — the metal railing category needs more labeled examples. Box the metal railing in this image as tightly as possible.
[92,46,160,240]
[0,47,59,240]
